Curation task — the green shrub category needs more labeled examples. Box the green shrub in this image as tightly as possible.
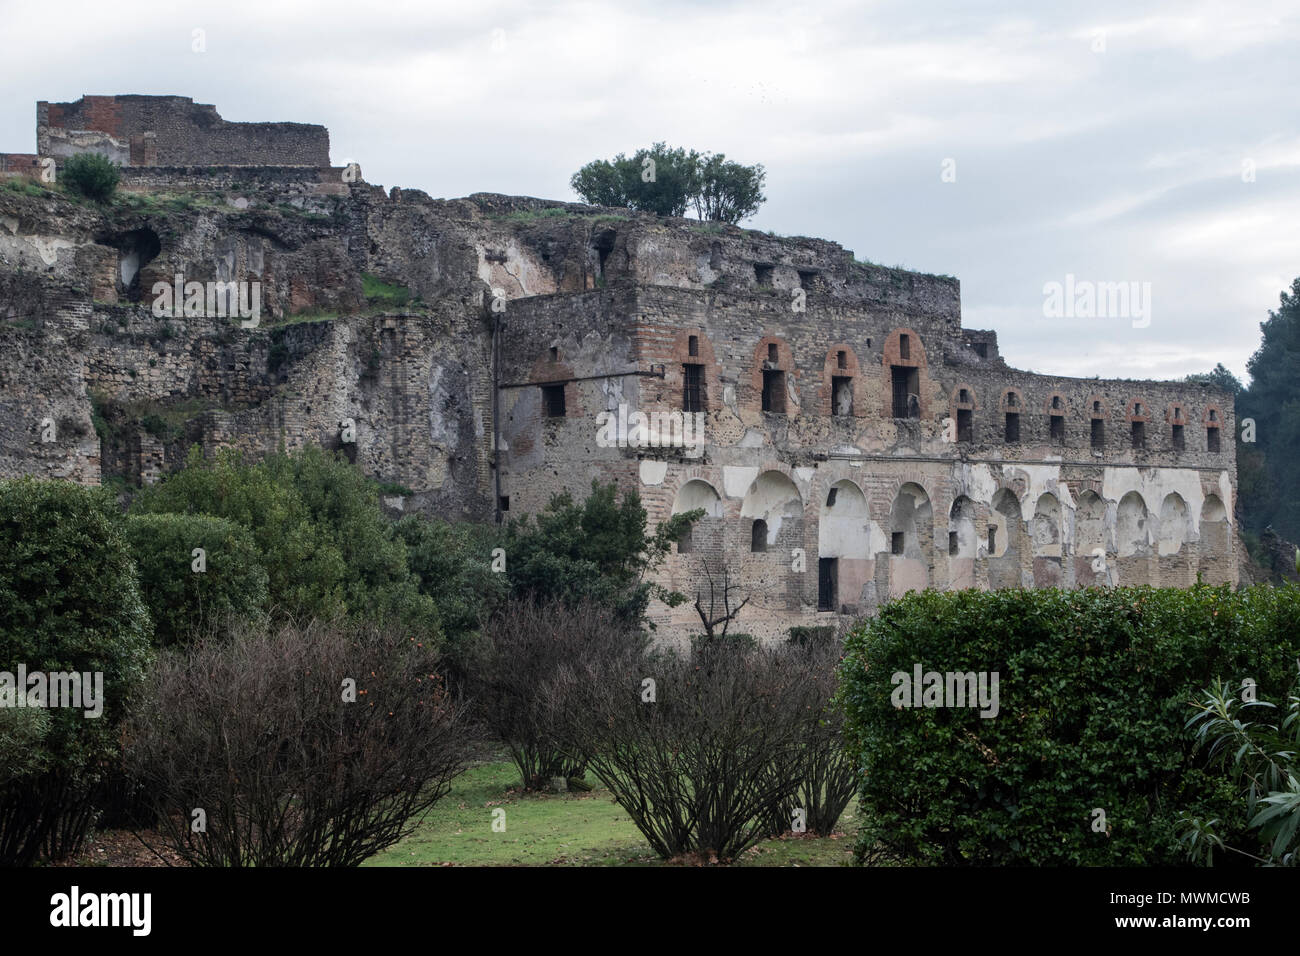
[0,478,154,864]
[504,479,692,627]
[1180,677,1300,865]
[131,445,438,638]
[124,513,268,646]
[395,514,507,677]
[840,585,1300,866]
[59,153,120,201]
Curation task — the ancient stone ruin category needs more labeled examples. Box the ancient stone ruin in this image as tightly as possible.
[0,96,1240,641]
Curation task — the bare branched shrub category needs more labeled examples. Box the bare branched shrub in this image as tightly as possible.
[127,620,469,866]
[549,640,821,861]
[473,598,644,789]
[760,638,857,837]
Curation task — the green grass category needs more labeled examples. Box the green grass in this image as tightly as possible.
[2,179,52,198]
[362,273,415,308]
[366,757,859,867]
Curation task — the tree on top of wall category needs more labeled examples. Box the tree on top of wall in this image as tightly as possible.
[570,143,766,223]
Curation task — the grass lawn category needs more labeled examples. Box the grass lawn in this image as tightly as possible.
[366,757,859,867]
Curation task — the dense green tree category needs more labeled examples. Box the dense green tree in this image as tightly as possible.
[0,478,154,864]
[124,512,268,646]
[1237,277,1300,542]
[131,445,438,636]
[571,143,766,223]
[1184,362,1244,395]
[504,479,694,627]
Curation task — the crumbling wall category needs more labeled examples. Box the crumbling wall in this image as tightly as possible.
[38,95,330,166]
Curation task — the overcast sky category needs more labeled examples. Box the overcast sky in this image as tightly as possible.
[3,0,1296,383]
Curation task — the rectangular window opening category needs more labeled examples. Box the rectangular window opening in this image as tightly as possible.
[1091,418,1104,451]
[683,363,704,413]
[1207,427,1220,453]
[761,369,786,413]
[817,557,837,612]
[1050,414,1065,443]
[891,532,905,555]
[1131,421,1145,450]
[891,366,920,418]
[957,408,973,443]
[832,375,853,417]
[542,384,566,418]
[1005,412,1020,443]
[1172,423,1185,451]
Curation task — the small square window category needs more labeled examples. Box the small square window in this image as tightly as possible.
[542,384,566,418]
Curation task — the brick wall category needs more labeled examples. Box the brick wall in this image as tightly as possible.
[38,95,330,166]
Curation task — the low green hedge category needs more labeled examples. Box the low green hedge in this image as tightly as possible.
[840,585,1300,865]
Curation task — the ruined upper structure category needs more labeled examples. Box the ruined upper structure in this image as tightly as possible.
[0,97,1241,642]
[36,95,331,167]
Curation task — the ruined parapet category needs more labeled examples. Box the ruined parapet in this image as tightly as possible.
[38,95,330,167]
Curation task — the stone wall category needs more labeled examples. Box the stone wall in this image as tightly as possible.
[38,95,330,166]
[0,174,1241,644]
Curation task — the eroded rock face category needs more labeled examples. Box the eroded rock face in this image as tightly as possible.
[0,180,1241,637]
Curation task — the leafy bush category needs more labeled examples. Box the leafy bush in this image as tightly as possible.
[124,512,268,646]
[1180,677,1300,865]
[128,619,469,866]
[0,478,154,865]
[550,640,829,860]
[59,153,120,201]
[504,479,691,627]
[396,514,507,677]
[841,585,1300,865]
[131,445,438,637]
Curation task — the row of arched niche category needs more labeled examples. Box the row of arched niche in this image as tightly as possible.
[670,472,1232,586]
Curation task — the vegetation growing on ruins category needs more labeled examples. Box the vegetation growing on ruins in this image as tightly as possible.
[570,142,766,223]
[59,153,120,202]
